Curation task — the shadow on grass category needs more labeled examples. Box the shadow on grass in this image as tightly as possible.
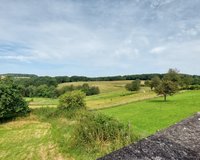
[0,113,31,124]
[148,99,172,103]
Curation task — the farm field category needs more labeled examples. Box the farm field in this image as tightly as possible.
[1,90,200,159]
[2,80,200,160]
[28,80,156,110]
[58,80,133,93]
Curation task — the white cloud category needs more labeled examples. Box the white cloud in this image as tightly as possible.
[0,55,35,62]
[150,47,166,54]
[0,0,200,75]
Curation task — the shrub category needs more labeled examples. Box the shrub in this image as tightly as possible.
[187,85,200,90]
[58,90,86,110]
[0,78,30,120]
[57,83,100,96]
[81,83,100,96]
[125,79,141,91]
[71,112,138,153]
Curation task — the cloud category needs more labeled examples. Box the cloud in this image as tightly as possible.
[150,46,166,54]
[0,55,34,62]
[0,0,200,76]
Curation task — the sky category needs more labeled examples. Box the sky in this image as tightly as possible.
[0,0,200,76]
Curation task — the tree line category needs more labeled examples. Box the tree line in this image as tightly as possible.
[2,73,200,85]
[125,69,198,101]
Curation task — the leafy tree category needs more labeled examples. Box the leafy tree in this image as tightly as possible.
[181,76,193,89]
[57,83,100,97]
[144,80,151,87]
[155,80,178,101]
[150,76,161,90]
[58,90,86,110]
[163,68,181,84]
[125,79,141,91]
[81,83,100,96]
[35,84,56,98]
[0,78,30,120]
[155,69,179,101]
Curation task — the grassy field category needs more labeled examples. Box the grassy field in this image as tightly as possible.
[27,97,58,108]
[28,80,156,109]
[100,90,200,137]
[0,115,70,160]
[58,80,132,93]
[2,80,200,160]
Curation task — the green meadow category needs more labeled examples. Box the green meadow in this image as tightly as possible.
[100,90,200,136]
[1,80,200,159]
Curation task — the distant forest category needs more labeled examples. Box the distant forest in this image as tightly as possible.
[1,73,200,84]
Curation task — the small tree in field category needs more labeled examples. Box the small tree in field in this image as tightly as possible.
[125,79,141,91]
[155,69,180,101]
[155,80,178,101]
[0,78,30,120]
[58,90,86,110]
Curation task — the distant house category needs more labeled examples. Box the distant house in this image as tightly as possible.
[98,113,200,160]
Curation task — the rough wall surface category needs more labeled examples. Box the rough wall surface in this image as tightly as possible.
[98,113,200,160]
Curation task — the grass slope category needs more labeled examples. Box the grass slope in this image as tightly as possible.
[58,80,132,93]
[2,90,200,159]
[100,90,200,137]
[0,115,69,160]
[28,80,156,110]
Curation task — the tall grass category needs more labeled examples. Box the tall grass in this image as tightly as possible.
[70,112,138,155]
[32,107,139,159]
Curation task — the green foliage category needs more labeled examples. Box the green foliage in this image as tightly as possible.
[57,83,100,96]
[180,76,193,89]
[163,68,181,83]
[58,90,86,110]
[80,83,100,96]
[154,69,179,101]
[71,112,137,153]
[155,80,178,101]
[20,84,57,98]
[150,76,161,90]
[187,85,200,90]
[36,85,57,98]
[0,78,30,120]
[144,80,151,87]
[125,79,140,91]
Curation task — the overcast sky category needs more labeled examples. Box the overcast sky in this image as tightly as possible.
[0,0,200,76]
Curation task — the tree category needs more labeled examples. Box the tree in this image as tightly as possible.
[155,80,178,101]
[144,80,151,87]
[154,69,179,101]
[125,79,141,91]
[181,76,193,89]
[150,76,161,90]
[0,78,30,120]
[58,90,86,110]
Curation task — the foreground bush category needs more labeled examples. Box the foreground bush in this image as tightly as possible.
[58,90,86,110]
[71,112,138,153]
[0,78,30,120]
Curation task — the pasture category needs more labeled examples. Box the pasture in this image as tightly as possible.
[100,90,200,136]
[1,80,200,159]
[28,80,156,110]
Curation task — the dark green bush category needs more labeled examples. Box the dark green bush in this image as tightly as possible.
[0,78,30,120]
[81,83,100,96]
[58,90,86,110]
[57,83,100,97]
[125,79,141,91]
[187,85,200,90]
